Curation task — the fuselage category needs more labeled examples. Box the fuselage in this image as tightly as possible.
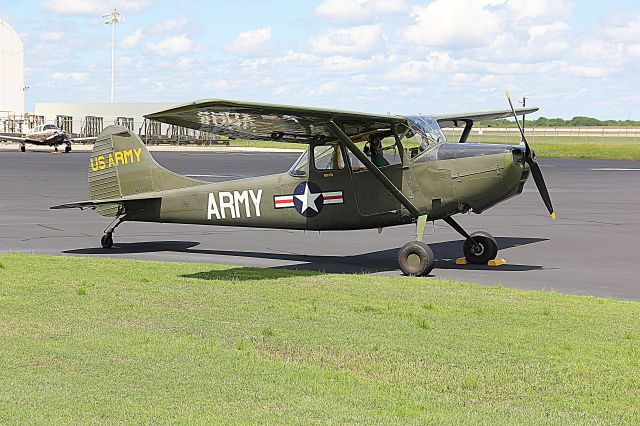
[125,142,529,231]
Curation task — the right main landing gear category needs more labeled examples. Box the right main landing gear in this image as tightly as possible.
[443,216,499,264]
[19,143,26,152]
[101,212,126,249]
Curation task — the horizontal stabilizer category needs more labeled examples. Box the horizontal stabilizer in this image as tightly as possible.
[51,193,161,210]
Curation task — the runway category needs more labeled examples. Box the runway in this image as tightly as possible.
[1,149,639,300]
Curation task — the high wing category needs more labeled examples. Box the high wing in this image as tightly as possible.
[436,107,539,128]
[145,99,406,143]
[0,134,26,143]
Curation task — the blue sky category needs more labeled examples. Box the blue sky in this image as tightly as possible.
[2,0,639,118]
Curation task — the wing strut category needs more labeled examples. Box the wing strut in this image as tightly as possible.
[326,120,419,218]
[459,120,473,143]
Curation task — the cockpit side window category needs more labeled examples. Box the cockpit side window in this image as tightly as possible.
[43,124,57,130]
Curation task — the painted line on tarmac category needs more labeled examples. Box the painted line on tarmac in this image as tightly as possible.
[591,168,640,171]
[185,174,242,178]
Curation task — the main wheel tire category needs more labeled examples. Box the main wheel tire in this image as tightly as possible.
[398,241,435,276]
[20,145,25,152]
[100,233,113,249]
[65,145,71,153]
[463,231,498,264]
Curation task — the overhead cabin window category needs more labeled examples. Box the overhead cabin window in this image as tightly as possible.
[313,143,344,170]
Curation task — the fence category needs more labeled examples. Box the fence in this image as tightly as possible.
[0,115,229,146]
[443,127,640,144]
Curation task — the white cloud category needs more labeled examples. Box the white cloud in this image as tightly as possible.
[604,13,640,43]
[385,51,454,82]
[507,0,571,21]
[273,50,319,65]
[307,81,339,96]
[528,21,569,41]
[273,86,288,95]
[570,65,612,78]
[205,80,231,91]
[149,17,189,35]
[225,26,272,57]
[40,31,64,41]
[402,0,502,49]
[315,0,407,23]
[146,34,200,56]
[51,72,89,82]
[241,58,269,70]
[41,0,152,16]
[401,0,571,50]
[121,28,144,49]
[321,54,394,73]
[310,25,383,57]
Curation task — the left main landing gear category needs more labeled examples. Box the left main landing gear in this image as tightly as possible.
[443,216,498,264]
[101,212,126,249]
[65,144,71,153]
[398,241,435,276]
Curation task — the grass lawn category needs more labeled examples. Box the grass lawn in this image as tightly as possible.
[464,134,640,161]
[0,254,638,424]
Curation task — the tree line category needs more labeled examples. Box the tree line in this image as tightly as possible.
[478,116,640,127]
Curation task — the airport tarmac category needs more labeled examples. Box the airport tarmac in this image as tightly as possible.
[1,149,639,300]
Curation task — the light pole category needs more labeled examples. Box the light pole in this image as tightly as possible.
[103,9,122,103]
[520,96,528,142]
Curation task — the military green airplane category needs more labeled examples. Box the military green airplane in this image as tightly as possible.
[51,94,554,276]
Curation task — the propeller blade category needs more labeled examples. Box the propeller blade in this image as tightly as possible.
[528,160,555,219]
[505,91,556,220]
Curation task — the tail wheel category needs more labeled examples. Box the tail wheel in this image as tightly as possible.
[463,231,498,264]
[100,233,113,249]
[398,241,435,276]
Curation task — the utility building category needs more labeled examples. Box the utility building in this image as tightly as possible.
[0,18,24,115]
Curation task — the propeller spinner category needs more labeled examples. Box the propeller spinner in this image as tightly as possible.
[506,91,556,220]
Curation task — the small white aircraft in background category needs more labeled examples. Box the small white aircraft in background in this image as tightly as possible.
[0,124,96,153]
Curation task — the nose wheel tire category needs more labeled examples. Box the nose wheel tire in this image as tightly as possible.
[100,233,113,249]
[463,231,498,264]
[398,241,435,276]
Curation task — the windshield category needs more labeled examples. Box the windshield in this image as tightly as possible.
[289,149,309,177]
[404,115,446,152]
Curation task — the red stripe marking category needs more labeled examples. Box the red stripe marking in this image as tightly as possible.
[275,198,294,205]
[323,195,343,200]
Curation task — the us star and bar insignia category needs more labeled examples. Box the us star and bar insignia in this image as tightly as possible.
[274,181,343,217]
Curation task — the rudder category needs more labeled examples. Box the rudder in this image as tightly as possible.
[88,125,204,216]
